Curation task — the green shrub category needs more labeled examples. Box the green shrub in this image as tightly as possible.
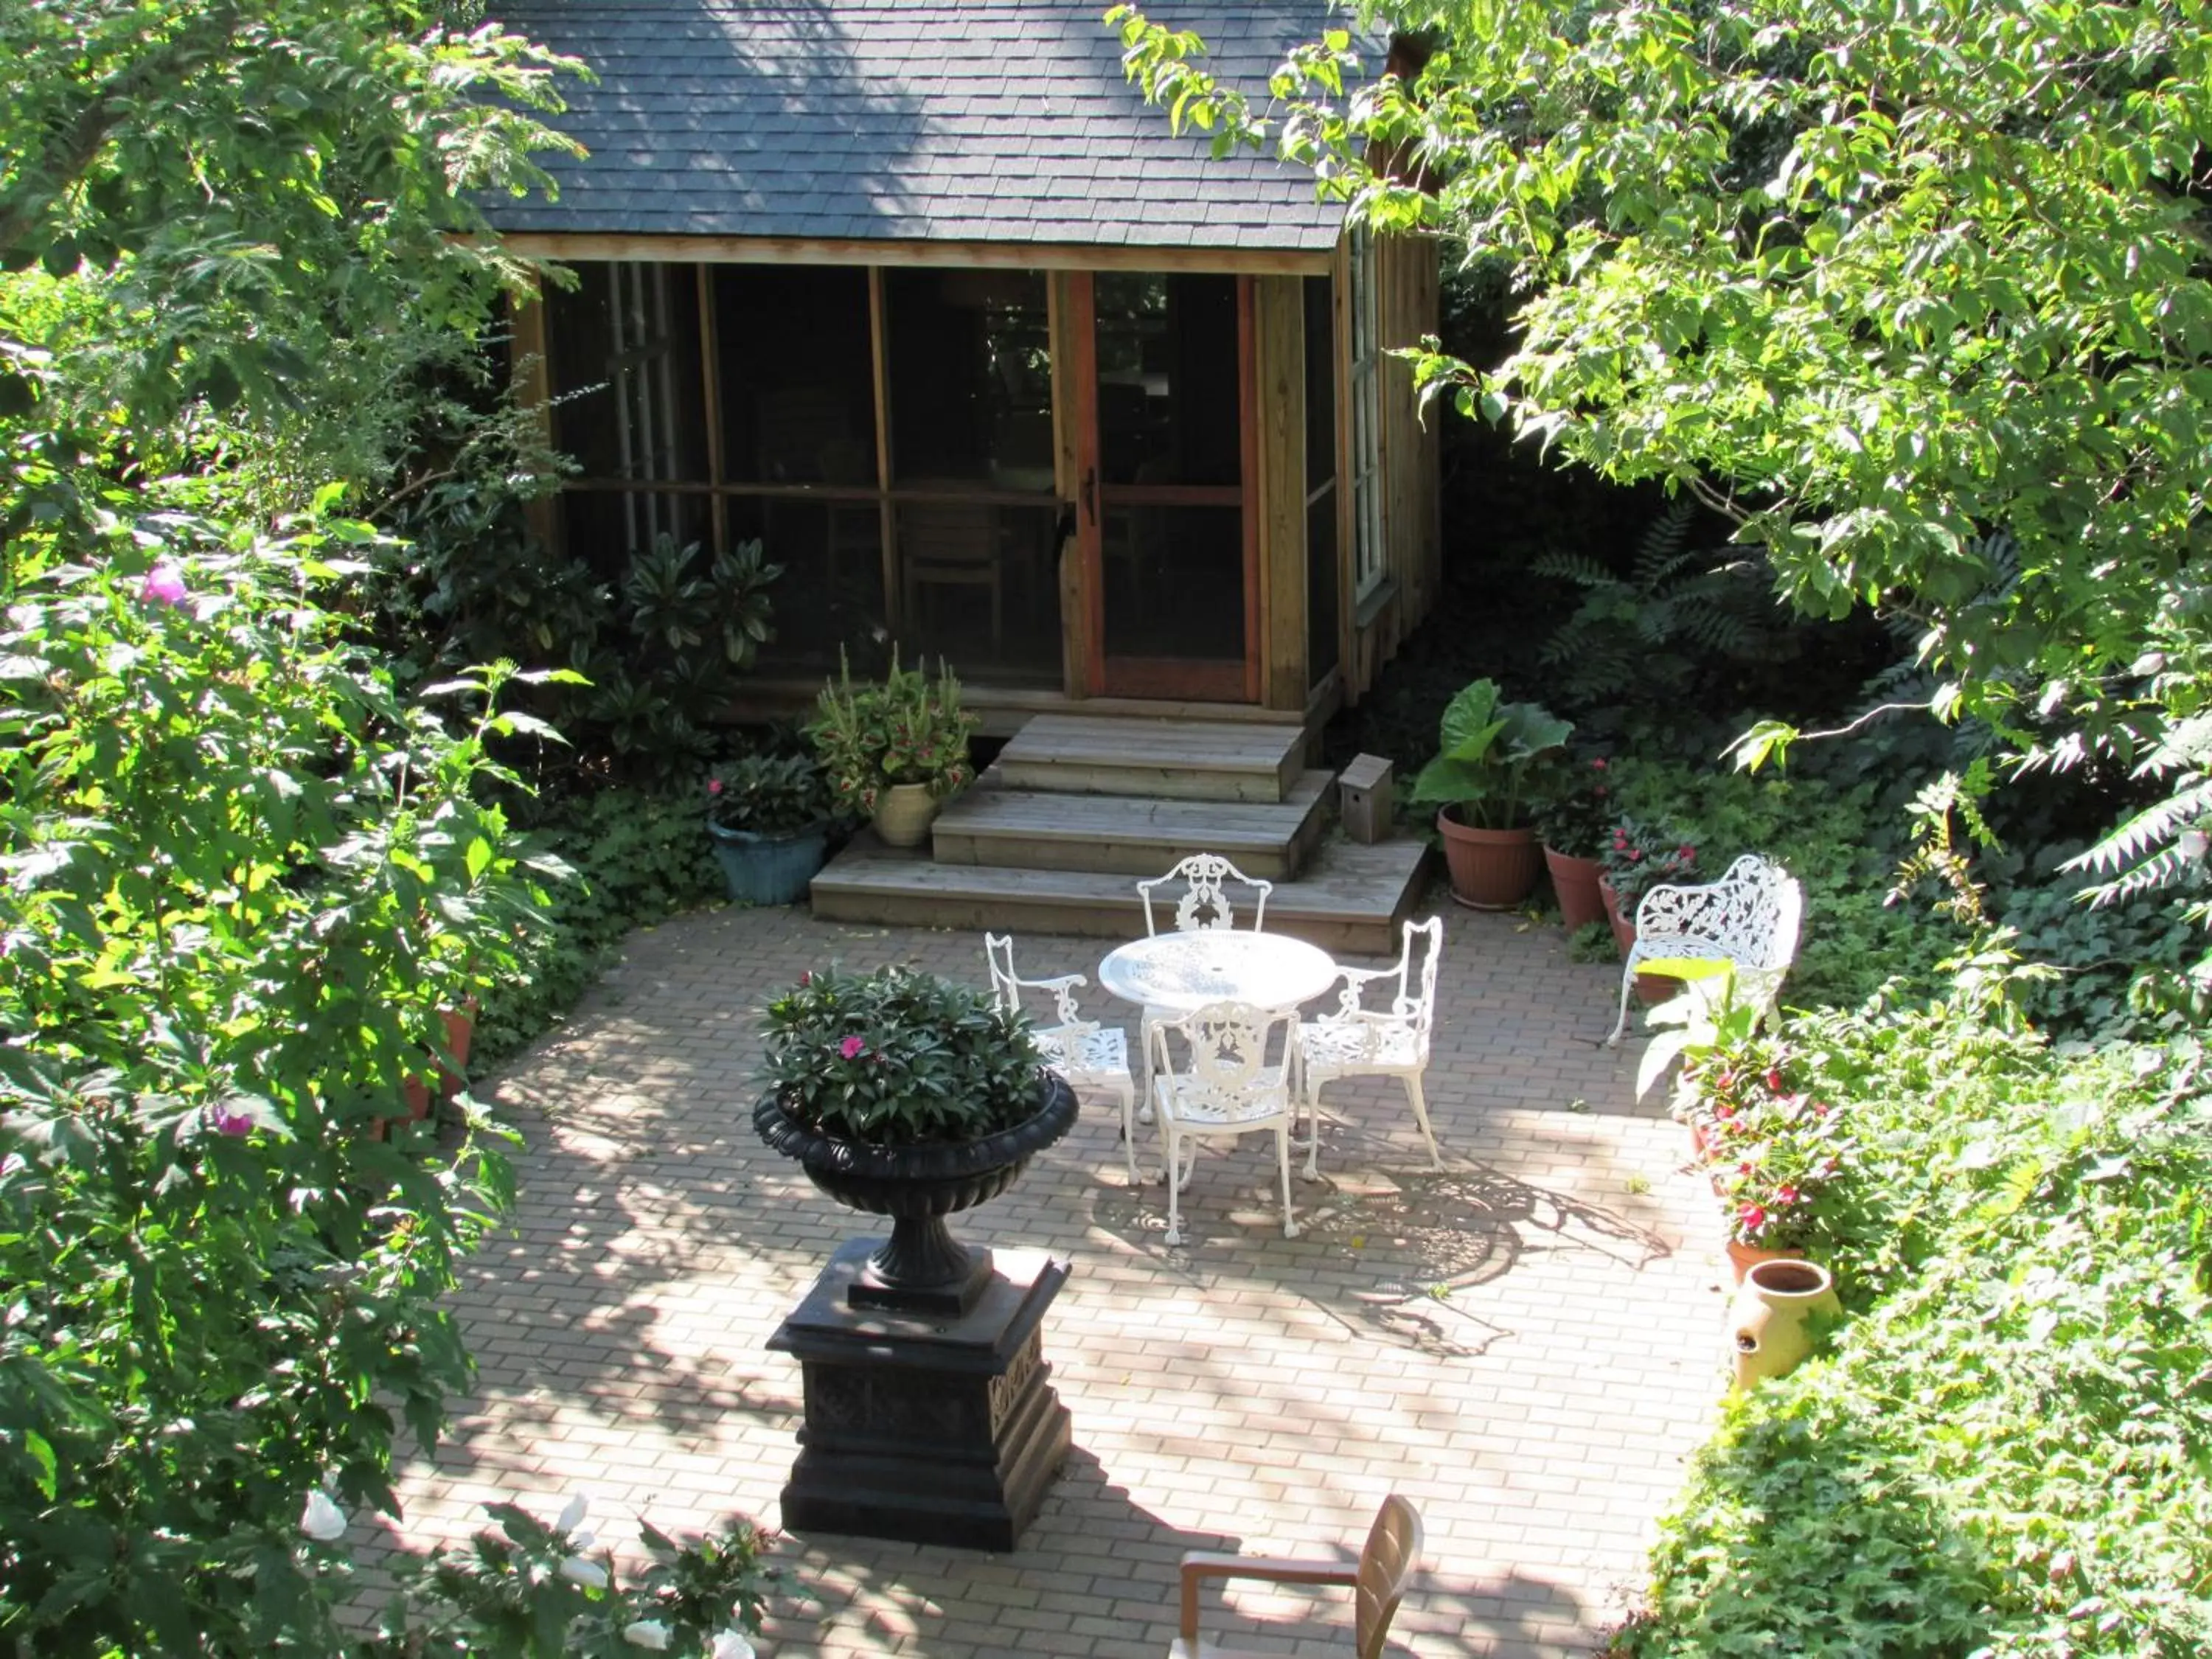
[1624,973,2212,1657]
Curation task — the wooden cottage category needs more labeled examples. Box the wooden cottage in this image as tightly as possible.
[493,0,1440,945]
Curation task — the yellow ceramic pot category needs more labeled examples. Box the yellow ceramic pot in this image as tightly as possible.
[1729,1257,1840,1388]
[872,782,940,849]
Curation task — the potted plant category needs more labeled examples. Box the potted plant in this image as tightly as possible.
[705,751,835,905]
[1407,678,1573,908]
[751,964,1078,1312]
[1533,754,1615,931]
[810,648,979,849]
[1599,815,1700,947]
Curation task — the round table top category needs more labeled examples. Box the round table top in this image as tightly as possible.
[1096,930,1340,1014]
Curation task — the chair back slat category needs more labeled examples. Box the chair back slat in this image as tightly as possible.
[1137,852,1272,936]
[1354,1495,1424,1659]
[982,932,1019,1017]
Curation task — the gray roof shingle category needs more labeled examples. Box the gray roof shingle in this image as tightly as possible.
[486,1,1350,252]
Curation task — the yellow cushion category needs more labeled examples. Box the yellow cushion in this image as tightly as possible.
[1636,956,1736,986]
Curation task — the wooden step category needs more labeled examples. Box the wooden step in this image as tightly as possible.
[992,714,1307,802]
[810,832,1433,959]
[931,770,1333,881]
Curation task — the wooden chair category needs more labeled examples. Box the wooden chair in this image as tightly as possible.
[1607,853,1804,1046]
[1172,1495,1424,1659]
[983,933,1140,1183]
[1138,852,1273,936]
[1147,1001,1301,1245]
[1297,917,1444,1178]
[900,501,1005,654]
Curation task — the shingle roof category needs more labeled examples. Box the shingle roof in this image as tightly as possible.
[486,1,1349,252]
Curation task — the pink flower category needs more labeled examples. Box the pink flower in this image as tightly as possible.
[208,1105,253,1138]
[1764,1069,1784,1093]
[1590,758,1607,770]
[708,779,724,796]
[140,563,188,608]
[839,1034,866,1060]
[1678,845,1697,860]
[798,970,813,986]
[1739,1203,1767,1230]
[1776,1185,1801,1205]
[1628,849,1644,862]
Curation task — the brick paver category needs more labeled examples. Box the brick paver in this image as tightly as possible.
[381,903,1728,1658]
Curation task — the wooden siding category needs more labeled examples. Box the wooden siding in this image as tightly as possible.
[1253,274,1307,712]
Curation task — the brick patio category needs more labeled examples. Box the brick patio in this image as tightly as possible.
[379,902,1730,1658]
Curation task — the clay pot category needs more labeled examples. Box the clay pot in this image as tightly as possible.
[1728,1258,1840,1388]
[1724,1236,1807,1284]
[872,782,941,849]
[1598,877,1680,1005]
[1544,846,1607,931]
[1436,807,1541,909]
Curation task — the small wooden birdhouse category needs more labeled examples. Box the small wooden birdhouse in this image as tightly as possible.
[1338,753,1393,844]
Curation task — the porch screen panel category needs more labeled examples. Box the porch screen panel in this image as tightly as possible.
[1349,229,1385,599]
[1303,274,1340,685]
[712,268,884,669]
[1093,273,1244,667]
[546,262,708,578]
[878,270,1059,687]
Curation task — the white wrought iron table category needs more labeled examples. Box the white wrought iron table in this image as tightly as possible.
[1096,931,1339,1015]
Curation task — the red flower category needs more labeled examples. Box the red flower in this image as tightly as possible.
[1628,849,1644,861]
[1764,1069,1784,1092]
[1776,1185,1801,1205]
[1739,1203,1767,1230]
[707,778,724,796]
[1678,844,1697,860]
[1591,757,1607,770]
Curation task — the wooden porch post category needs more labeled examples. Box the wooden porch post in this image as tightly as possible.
[509,282,558,555]
[1253,274,1307,712]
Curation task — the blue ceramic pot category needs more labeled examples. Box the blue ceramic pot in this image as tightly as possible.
[706,819,830,905]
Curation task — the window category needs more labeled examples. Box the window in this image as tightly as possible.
[1348,228,1386,599]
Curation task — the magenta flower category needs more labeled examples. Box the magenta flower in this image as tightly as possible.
[838,1034,866,1060]
[1739,1203,1767,1231]
[208,1105,253,1138]
[707,778,724,796]
[140,563,188,608]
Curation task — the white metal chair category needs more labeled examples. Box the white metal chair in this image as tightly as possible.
[1171,1495,1424,1659]
[1137,852,1273,936]
[984,933,1140,1182]
[1297,917,1444,1178]
[1147,1001,1302,1245]
[1607,854,1804,1046]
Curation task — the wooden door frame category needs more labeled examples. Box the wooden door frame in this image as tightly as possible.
[1066,271,1262,703]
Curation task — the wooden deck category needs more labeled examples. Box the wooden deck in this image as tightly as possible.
[931,769,1332,880]
[992,714,1306,802]
[811,831,1431,956]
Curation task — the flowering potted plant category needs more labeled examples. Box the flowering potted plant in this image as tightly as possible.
[751,964,1078,1312]
[809,648,979,848]
[704,751,835,905]
[1406,677,1573,908]
[1532,754,1615,930]
[1689,1046,1850,1273]
[1598,815,1700,948]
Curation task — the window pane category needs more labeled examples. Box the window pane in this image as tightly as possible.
[1102,504,1243,662]
[714,266,876,487]
[546,262,707,485]
[559,490,710,582]
[1093,274,1240,487]
[738,495,888,673]
[886,270,1054,488]
[894,501,1062,686]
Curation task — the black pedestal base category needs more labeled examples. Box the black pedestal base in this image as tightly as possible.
[768,1239,1072,1552]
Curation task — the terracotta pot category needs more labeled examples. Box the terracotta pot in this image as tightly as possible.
[1728,1257,1840,1388]
[1724,1236,1807,1284]
[1544,846,1607,931]
[872,782,941,849]
[437,1001,478,1100]
[1598,877,1683,1005]
[1436,807,1541,909]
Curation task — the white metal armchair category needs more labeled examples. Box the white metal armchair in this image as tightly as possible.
[1607,854,1804,1046]
[1137,852,1273,936]
[1298,917,1444,1178]
[1147,1001,1301,1245]
[984,933,1139,1181]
